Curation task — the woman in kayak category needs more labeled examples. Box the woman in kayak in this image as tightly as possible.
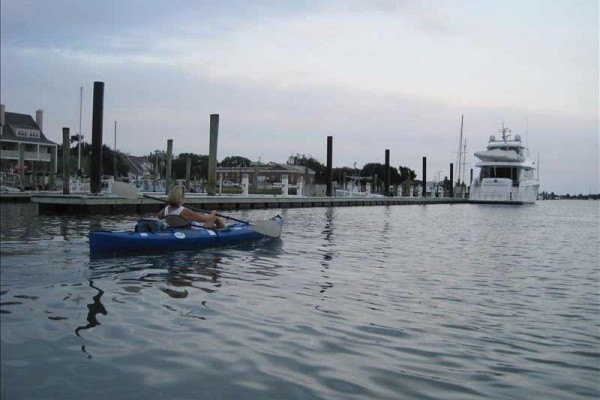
[158,185,225,229]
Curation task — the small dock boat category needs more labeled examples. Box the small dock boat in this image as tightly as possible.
[335,176,384,198]
[470,126,539,204]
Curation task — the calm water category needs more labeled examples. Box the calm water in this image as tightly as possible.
[1,201,599,400]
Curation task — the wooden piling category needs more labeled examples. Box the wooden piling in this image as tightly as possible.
[165,139,173,193]
[49,148,56,189]
[19,143,25,191]
[185,155,191,190]
[207,114,219,194]
[450,163,454,198]
[385,149,390,196]
[422,157,427,197]
[326,136,333,196]
[90,81,104,194]
[62,127,70,195]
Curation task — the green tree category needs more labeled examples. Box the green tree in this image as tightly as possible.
[100,145,130,177]
[172,153,209,180]
[398,166,416,183]
[361,163,400,185]
[290,154,328,184]
[220,156,252,167]
[148,150,167,178]
[64,142,129,177]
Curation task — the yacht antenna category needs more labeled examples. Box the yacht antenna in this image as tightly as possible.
[499,123,511,142]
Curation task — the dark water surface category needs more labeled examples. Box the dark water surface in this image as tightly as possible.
[1,201,599,399]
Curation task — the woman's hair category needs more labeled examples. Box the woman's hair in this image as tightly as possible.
[167,185,185,207]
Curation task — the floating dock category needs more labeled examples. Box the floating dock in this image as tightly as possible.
[1,192,468,215]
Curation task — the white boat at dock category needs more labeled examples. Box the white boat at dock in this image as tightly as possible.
[470,126,539,204]
[335,176,384,198]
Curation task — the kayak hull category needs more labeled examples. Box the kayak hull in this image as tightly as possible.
[89,215,283,255]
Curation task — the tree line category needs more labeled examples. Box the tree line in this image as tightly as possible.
[59,143,417,186]
[147,152,418,186]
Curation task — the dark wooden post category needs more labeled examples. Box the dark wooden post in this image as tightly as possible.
[165,139,173,193]
[326,136,333,197]
[371,174,377,193]
[113,121,117,177]
[449,163,454,198]
[62,127,70,194]
[304,166,309,186]
[18,143,25,191]
[49,146,56,189]
[185,155,191,190]
[422,157,427,197]
[207,114,219,194]
[385,149,390,196]
[90,81,104,194]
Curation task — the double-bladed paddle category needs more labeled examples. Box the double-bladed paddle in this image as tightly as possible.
[111,181,282,238]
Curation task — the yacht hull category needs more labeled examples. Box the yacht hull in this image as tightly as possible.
[469,178,539,204]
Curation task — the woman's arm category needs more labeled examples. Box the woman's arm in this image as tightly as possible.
[180,207,213,225]
[157,207,166,219]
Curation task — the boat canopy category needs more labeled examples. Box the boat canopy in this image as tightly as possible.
[475,148,523,162]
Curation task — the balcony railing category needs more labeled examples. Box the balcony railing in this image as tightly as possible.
[1,150,52,162]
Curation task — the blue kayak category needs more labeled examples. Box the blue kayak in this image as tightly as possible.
[89,215,283,255]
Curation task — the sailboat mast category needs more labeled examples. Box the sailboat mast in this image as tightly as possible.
[462,138,467,185]
[457,115,464,184]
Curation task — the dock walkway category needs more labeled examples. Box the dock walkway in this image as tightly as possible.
[1,192,468,215]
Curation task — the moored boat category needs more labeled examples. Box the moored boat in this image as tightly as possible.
[89,215,283,255]
[470,126,539,204]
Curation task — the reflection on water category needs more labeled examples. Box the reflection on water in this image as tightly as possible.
[1,202,599,400]
[75,281,107,337]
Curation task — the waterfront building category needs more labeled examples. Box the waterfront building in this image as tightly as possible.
[217,162,316,188]
[0,104,58,174]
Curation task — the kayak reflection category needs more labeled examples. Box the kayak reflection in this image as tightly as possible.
[86,239,284,296]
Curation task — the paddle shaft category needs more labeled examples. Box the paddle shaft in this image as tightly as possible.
[142,193,250,225]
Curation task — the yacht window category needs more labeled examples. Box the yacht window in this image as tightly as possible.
[480,167,518,181]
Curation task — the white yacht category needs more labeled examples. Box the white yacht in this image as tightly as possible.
[470,126,539,204]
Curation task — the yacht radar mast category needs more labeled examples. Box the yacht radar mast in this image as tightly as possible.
[499,124,512,142]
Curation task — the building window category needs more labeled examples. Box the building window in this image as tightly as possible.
[16,128,41,139]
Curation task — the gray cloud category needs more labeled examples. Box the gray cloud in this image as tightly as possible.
[1,0,597,194]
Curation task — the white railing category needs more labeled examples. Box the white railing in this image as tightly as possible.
[0,150,19,159]
[0,150,51,161]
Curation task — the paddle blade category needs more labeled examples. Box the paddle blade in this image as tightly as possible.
[253,220,283,238]
[112,181,140,199]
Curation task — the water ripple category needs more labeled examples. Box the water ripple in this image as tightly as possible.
[1,202,599,399]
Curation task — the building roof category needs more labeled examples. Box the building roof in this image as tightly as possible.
[218,163,316,175]
[275,163,316,174]
[1,112,58,146]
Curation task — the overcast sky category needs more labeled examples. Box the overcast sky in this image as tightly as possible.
[1,0,598,194]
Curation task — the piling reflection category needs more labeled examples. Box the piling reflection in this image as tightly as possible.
[319,208,336,296]
[75,280,107,337]
[59,218,69,241]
